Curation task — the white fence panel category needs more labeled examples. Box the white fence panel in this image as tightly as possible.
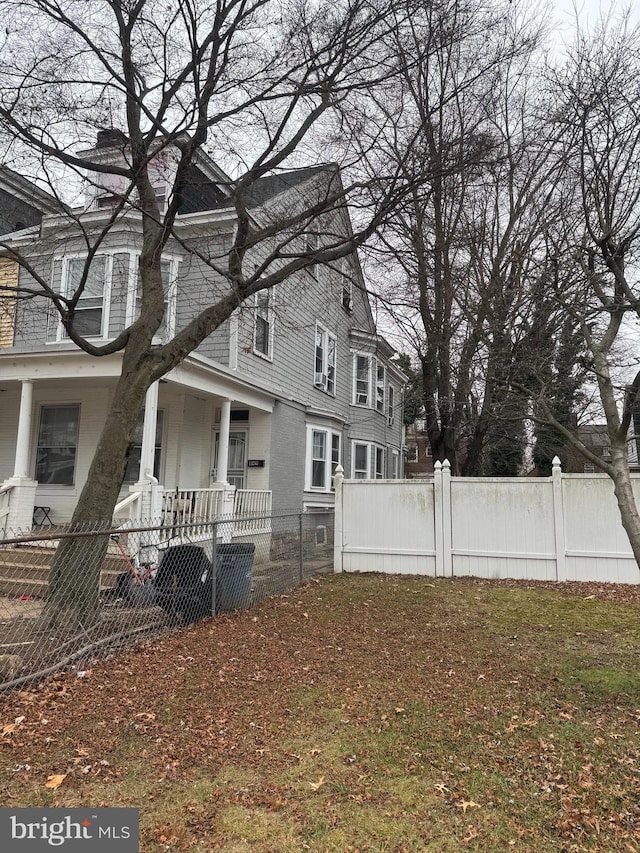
[450,478,557,581]
[335,464,640,585]
[341,479,436,575]
[563,475,639,584]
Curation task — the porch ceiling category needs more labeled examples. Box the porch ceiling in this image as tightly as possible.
[0,349,274,412]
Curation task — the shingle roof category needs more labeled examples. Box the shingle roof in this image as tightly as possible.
[242,164,338,207]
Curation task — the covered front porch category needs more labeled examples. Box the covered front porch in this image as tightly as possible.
[0,350,274,535]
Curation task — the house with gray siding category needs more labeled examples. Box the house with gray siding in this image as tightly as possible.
[0,139,405,532]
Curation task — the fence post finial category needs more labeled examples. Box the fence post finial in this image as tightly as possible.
[442,459,451,472]
[552,456,562,471]
[434,460,442,471]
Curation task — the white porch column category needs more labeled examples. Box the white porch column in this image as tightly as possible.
[216,398,232,484]
[136,380,159,486]
[14,379,34,478]
[2,379,38,532]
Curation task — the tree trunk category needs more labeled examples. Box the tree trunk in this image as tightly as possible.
[42,351,154,629]
[609,452,640,570]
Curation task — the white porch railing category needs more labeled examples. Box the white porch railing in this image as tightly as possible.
[160,488,226,542]
[114,486,272,544]
[113,490,143,523]
[0,483,13,537]
[233,489,272,534]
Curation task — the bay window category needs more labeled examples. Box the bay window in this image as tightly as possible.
[132,257,176,342]
[353,441,370,479]
[353,354,371,406]
[376,364,386,413]
[306,425,341,491]
[64,255,110,338]
[314,324,336,395]
[352,441,386,479]
[388,384,395,426]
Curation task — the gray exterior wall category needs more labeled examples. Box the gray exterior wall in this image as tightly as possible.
[1,168,405,515]
[268,398,307,514]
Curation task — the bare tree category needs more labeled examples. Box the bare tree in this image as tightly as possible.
[538,12,640,567]
[358,0,560,474]
[0,0,416,625]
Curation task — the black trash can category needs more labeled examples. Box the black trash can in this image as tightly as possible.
[215,543,255,613]
[154,544,213,623]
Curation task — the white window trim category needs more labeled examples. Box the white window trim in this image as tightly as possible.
[392,449,400,479]
[352,440,370,478]
[305,424,341,492]
[314,323,337,396]
[352,351,373,407]
[376,363,386,414]
[34,402,81,487]
[126,253,179,343]
[252,287,275,361]
[388,384,395,426]
[351,440,386,479]
[52,252,114,342]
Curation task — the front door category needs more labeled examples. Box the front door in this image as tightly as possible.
[211,430,247,488]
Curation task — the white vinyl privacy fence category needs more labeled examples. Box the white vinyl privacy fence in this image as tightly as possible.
[333,460,640,585]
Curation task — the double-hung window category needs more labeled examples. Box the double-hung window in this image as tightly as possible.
[35,404,80,485]
[352,441,385,479]
[254,289,274,359]
[376,364,386,413]
[388,384,395,426]
[307,426,341,491]
[353,441,370,479]
[132,257,176,342]
[314,324,336,395]
[353,354,371,406]
[64,255,110,338]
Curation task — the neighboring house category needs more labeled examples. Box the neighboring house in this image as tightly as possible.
[564,424,639,473]
[0,136,405,531]
[404,419,434,478]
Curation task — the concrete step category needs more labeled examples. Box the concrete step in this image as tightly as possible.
[0,576,49,599]
[0,546,128,599]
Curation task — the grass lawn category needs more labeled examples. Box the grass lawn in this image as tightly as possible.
[0,573,639,852]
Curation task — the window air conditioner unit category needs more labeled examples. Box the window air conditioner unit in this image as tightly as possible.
[314,372,326,388]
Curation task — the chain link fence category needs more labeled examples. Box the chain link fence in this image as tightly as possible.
[0,510,334,691]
